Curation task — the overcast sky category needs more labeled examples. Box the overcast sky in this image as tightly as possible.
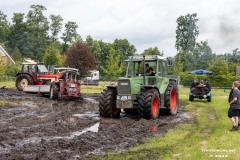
[1,0,240,57]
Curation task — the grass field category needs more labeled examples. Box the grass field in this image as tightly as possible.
[1,81,238,159]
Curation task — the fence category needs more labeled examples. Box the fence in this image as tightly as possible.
[0,76,16,82]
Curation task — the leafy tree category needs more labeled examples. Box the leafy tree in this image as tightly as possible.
[0,10,9,44]
[175,13,199,52]
[175,13,199,71]
[4,62,20,76]
[142,47,164,56]
[65,42,96,75]
[192,41,215,69]
[49,14,63,42]
[112,38,136,59]
[101,47,123,80]
[11,46,22,62]
[8,13,27,55]
[25,5,49,60]
[43,44,63,66]
[61,21,78,52]
[207,56,228,75]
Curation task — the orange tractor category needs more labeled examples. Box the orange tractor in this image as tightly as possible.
[16,61,59,91]
[16,61,82,100]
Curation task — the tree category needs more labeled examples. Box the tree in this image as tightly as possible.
[8,13,27,55]
[175,13,199,52]
[65,42,96,75]
[192,41,215,69]
[0,10,9,44]
[101,47,123,80]
[11,46,22,62]
[43,45,63,66]
[112,39,136,59]
[207,56,228,75]
[61,21,78,52]
[25,5,49,60]
[142,47,164,56]
[49,14,63,42]
[4,62,20,76]
[175,13,199,71]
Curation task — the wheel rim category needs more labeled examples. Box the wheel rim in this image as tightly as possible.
[112,108,119,115]
[170,89,177,111]
[20,78,28,87]
[152,97,158,117]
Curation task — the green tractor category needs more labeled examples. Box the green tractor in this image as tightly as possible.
[99,55,179,119]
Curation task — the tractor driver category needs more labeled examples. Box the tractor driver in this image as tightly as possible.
[145,63,155,76]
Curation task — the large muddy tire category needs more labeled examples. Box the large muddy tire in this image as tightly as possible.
[50,83,59,99]
[164,81,179,115]
[99,89,120,118]
[138,89,160,120]
[16,74,34,91]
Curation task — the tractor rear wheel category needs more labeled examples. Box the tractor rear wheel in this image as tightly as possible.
[138,89,160,119]
[164,81,179,115]
[50,83,59,99]
[99,89,120,118]
[16,74,34,91]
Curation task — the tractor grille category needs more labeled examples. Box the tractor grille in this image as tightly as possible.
[118,79,131,94]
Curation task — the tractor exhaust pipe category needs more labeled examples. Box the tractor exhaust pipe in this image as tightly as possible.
[142,56,146,86]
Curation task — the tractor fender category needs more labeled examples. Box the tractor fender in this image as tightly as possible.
[141,85,160,96]
[106,86,117,90]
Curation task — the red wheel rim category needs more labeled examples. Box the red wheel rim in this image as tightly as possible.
[170,89,177,111]
[112,108,119,115]
[152,97,158,117]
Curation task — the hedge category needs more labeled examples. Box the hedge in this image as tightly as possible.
[179,72,240,87]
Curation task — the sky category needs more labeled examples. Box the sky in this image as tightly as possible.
[1,0,240,57]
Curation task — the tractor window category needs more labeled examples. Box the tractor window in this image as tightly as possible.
[37,65,48,73]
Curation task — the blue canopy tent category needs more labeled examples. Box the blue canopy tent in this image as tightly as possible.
[189,69,212,75]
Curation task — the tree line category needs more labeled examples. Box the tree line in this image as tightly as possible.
[0,5,239,82]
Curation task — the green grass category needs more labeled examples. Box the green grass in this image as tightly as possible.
[0,81,15,88]
[93,88,239,160]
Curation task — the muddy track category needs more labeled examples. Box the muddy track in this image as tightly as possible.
[0,88,191,160]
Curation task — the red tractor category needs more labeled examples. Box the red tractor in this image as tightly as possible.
[16,61,59,91]
[49,68,81,100]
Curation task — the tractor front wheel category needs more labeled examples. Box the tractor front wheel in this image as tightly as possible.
[138,89,160,119]
[50,83,59,99]
[99,89,120,118]
[16,74,34,91]
[164,81,179,115]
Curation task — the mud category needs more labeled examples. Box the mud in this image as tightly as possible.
[0,88,191,160]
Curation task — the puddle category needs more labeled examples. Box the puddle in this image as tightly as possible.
[21,102,39,109]
[172,112,192,123]
[73,112,99,119]
[84,98,98,104]
[17,122,100,147]
[151,123,167,132]
[71,122,99,137]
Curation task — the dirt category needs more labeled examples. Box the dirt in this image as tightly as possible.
[0,88,191,160]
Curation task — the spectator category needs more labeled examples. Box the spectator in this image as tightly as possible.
[228,81,240,131]
[190,79,199,92]
[203,79,211,92]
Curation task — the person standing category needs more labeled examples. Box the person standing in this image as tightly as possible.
[228,81,240,131]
